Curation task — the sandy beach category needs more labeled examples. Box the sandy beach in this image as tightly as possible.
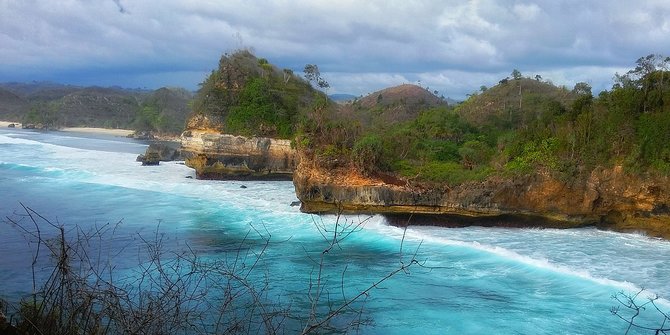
[0,121,21,128]
[1,121,135,137]
[59,127,135,137]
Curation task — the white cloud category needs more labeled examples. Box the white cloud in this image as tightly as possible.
[513,3,541,21]
[0,0,669,98]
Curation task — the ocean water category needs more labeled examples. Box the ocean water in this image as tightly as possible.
[1,128,669,334]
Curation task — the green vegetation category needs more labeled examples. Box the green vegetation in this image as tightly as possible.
[133,87,193,134]
[0,83,192,135]
[6,52,669,185]
[191,50,317,139]
[300,54,670,186]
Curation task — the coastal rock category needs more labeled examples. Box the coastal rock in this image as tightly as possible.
[139,151,160,166]
[137,142,183,165]
[128,131,154,140]
[180,129,298,180]
[293,161,670,238]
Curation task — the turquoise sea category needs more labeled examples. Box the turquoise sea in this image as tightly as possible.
[1,128,669,334]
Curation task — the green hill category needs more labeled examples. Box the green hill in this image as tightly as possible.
[305,56,670,185]
[0,82,193,135]
[0,87,28,121]
[134,87,194,134]
[189,49,319,139]
[456,78,576,129]
[341,84,448,127]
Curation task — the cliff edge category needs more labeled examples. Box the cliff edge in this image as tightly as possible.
[293,162,670,238]
[181,115,298,180]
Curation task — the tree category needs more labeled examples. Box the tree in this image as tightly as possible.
[283,68,293,84]
[351,134,384,175]
[458,140,492,170]
[511,69,522,80]
[572,82,592,96]
[535,74,542,81]
[304,64,329,90]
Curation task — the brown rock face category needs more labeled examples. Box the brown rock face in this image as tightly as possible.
[293,162,670,238]
[181,129,298,180]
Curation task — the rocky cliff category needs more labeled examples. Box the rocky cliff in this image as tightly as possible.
[181,115,298,180]
[293,162,670,238]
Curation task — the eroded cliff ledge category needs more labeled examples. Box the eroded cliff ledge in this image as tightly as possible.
[180,115,298,180]
[294,162,670,238]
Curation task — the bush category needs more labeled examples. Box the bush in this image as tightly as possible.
[458,140,493,169]
[505,137,560,173]
[351,134,384,176]
[394,160,492,185]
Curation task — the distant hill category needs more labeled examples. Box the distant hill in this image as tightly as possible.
[455,78,576,128]
[0,82,81,97]
[329,93,357,103]
[340,84,448,127]
[0,82,193,134]
[444,97,461,105]
[0,87,28,121]
[54,87,141,128]
[137,87,194,134]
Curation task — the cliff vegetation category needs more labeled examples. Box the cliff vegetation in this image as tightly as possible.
[189,50,320,139]
[290,54,670,237]
[299,55,670,188]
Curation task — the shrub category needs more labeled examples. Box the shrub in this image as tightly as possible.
[351,134,384,176]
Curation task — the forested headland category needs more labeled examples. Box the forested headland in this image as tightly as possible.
[189,51,670,184]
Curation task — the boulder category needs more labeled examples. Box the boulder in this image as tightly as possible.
[139,151,161,166]
[181,130,298,180]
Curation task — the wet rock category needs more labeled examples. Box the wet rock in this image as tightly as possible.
[293,163,670,238]
[140,151,160,166]
[181,129,298,180]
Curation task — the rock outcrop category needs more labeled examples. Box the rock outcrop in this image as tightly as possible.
[294,162,670,238]
[181,129,298,180]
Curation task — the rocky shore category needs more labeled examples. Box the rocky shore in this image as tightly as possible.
[180,130,298,180]
[293,162,670,239]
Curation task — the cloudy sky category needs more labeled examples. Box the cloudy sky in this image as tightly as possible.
[1,1,669,99]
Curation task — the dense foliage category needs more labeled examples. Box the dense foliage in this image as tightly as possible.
[133,87,193,134]
[303,54,670,185]
[0,83,192,135]
[191,50,317,139]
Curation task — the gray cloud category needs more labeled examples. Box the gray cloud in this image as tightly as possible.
[1,0,668,98]
[112,0,127,14]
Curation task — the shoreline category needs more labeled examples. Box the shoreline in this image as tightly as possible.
[0,121,21,128]
[59,127,135,137]
[0,121,134,137]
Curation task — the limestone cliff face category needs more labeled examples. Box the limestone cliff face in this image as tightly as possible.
[181,115,298,180]
[293,162,670,238]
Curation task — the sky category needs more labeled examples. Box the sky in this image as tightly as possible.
[1,1,670,100]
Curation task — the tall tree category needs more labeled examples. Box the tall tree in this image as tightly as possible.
[304,64,330,90]
[572,82,592,96]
